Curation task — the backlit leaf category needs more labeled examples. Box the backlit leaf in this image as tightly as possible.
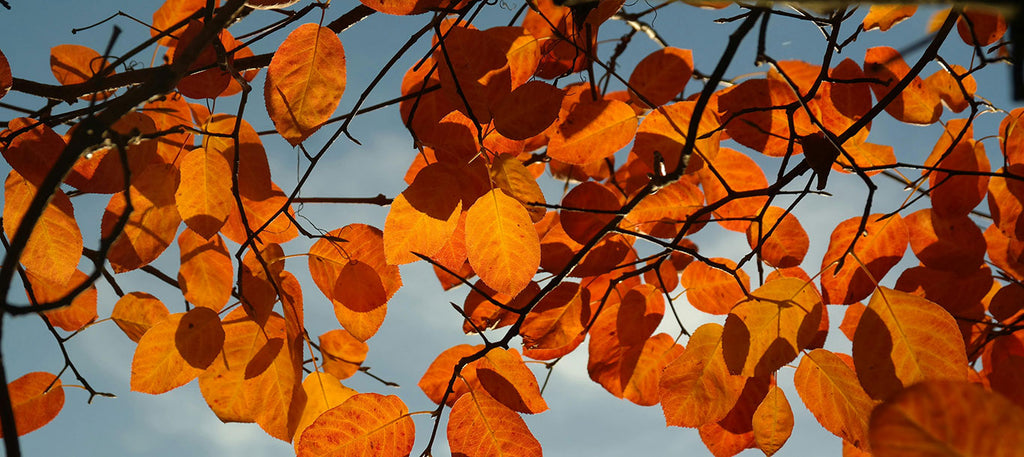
[717,78,818,157]
[852,287,967,401]
[722,278,823,377]
[870,381,1024,457]
[111,292,170,343]
[628,47,693,108]
[1,118,65,186]
[794,349,876,450]
[309,225,401,341]
[746,206,809,269]
[680,258,750,315]
[131,308,225,394]
[49,44,114,100]
[820,214,908,305]
[384,163,463,265]
[699,148,770,232]
[0,49,11,100]
[753,384,793,456]
[177,229,233,312]
[660,323,746,428]
[292,372,356,450]
[419,344,484,406]
[473,348,548,414]
[466,189,540,296]
[924,119,989,217]
[102,163,182,273]
[266,23,346,145]
[297,393,414,457]
[547,97,638,165]
[3,171,82,286]
[520,282,587,350]
[435,25,510,124]
[864,47,941,125]
[25,269,97,332]
[492,80,563,140]
[319,329,368,381]
[176,147,233,238]
[0,372,63,437]
[862,5,917,31]
[904,208,985,274]
[490,154,547,222]
[448,389,542,457]
[956,7,1007,47]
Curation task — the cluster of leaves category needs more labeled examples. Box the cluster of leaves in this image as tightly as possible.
[0,0,1023,456]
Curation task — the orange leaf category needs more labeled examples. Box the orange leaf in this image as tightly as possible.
[852,287,967,401]
[862,5,917,31]
[588,284,666,400]
[0,372,63,437]
[297,393,414,457]
[309,225,401,341]
[722,277,823,377]
[660,323,746,427]
[905,208,985,274]
[924,64,976,113]
[176,147,233,238]
[680,258,750,315]
[177,228,233,312]
[559,181,620,245]
[490,154,547,222]
[419,344,484,406]
[473,348,548,414]
[746,206,809,268]
[435,25,511,124]
[0,48,11,100]
[111,292,170,343]
[3,171,83,286]
[869,381,1024,456]
[465,189,540,296]
[794,349,877,450]
[864,46,941,125]
[628,47,693,108]
[717,78,818,157]
[625,178,706,238]
[384,162,463,265]
[319,329,368,381]
[448,389,542,457]
[753,384,793,456]
[546,97,638,165]
[1,118,65,186]
[1000,108,1024,165]
[199,309,304,440]
[171,20,231,99]
[101,163,182,273]
[266,23,346,145]
[25,269,97,332]
[462,280,535,334]
[924,119,990,217]
[493,80,563,140]
[49,44,114,100]
[152,0,214,46]
[292,371,356,450]
[521,282,588,350]
[699,147,770,232]
[820,214,908,305]
[131,308,225,394]
[221,182,299,245]
[65,112,165,193]
[956,7,1007,47]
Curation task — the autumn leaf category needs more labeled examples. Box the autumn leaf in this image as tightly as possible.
[0,48,11,100]
[680,258,750,315]
[131,308,225,394]
[752,384,793,456]
[465,189,540,296]
[448,389,542,457]
[319,329,369,381]
[266,23,347,145]
[660,323,746,428]
[864,46,941,125]
[297,393,414,457]
[384,162,464,265]
[472,348,548,414]
[722,277,823,377]
[50,44,114,100]
[102,163,182,273]
[176,147,233,238]
[292,372,356,450]
[0,372,64,438]
[862,5,917,31]
[547,97,638,165]
[177,229,233,312]
[820,214,909,305]
[111,292,170,343]
[870,381,1024,456]
[3,171,83,286]
[628,47,693,108]
[419,344,484,406]
[492,80,563,140]
[795,349,876,450]
[852,287,967,400]
[25,269,97,332]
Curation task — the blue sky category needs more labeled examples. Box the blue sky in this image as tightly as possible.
[0,1,1019,456]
